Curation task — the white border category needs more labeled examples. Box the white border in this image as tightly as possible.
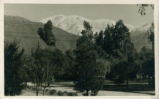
[0,0,158,99]
[1,0,157,4]
[0,0,4,99]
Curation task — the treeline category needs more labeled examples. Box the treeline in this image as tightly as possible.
[5,20,154,96]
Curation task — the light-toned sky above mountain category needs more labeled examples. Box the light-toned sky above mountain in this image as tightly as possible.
[4,4,153,26]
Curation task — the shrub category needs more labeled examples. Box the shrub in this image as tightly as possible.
[67,92,78,96]
[57,91,64,96]
[63,91,68,96]
[49,89,57,95]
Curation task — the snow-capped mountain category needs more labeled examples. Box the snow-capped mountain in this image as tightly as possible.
[40,15,135,35]
[133,23,153,32]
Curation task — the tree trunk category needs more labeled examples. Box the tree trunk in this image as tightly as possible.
[126,76,129,89]
[36,88,39,96]
[86,90,89,96]
[152,41,154,52]
[47,82,50,87]
[148,76,151,85]
[152,75,155,88]
[43,87,46,96]
[36,83,39,96]
[43,88,44,96]
[126,65,129,89]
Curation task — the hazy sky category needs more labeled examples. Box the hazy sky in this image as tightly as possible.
[4,4,154,26]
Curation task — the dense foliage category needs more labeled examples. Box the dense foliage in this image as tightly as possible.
[4,18,154,96]
[5,41,24,95]
[73,21,108,95]
[38,20,56,46]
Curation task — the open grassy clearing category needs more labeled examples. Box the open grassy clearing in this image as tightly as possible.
[19,81,155,96]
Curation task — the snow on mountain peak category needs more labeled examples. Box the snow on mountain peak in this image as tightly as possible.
[40,15,135,35]
[134,23,152,32]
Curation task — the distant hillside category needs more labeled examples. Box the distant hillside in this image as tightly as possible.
[4,16,78,54]
[4,16,152,55]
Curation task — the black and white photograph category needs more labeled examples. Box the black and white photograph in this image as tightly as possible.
[3,3,157,96]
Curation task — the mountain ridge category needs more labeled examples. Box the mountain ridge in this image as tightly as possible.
[40,15,145,35]
[5,15,152,54]
[5,15,78,54]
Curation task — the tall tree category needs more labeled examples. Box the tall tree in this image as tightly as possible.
[103,25,115,57]
[29,43,43,96]
[51,48,68,81]
[139,46,154,87]
[96,30,104,47]
[113,20,129,51]
[148,23,155,87]
[38,20,56,46]
[5,41,24,95]
[27,43,55,96]
[74,21,107,96]
[64,50,76,81]
[137,5,155,87]
[104,20,137,89]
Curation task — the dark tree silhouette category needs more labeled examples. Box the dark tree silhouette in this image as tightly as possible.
[137,4,155,88]
[38,20,56,46]
[74,21,107,96]
[5,41,24,95]
[101,20,137,89]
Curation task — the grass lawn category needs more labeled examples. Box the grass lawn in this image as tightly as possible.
[19,80,155,96]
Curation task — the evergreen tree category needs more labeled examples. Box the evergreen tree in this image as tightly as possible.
[51,48,68,81]
[5,41,24,95]
[104,20,137,88]
[103,25,115,57]
[74,21,107,96]
[113,20,129,51]
[139,46,154,87]
[148,23,154,51]
[27,43,55,96]
[96,30,104,47]
[137,5,155,88]
[38,20,56,46]
[148,23,155,87]
[64,50,76,81]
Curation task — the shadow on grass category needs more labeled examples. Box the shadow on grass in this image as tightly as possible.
[102,84,155,95]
